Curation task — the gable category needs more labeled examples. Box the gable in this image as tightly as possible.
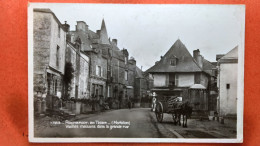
[147,39,202,73]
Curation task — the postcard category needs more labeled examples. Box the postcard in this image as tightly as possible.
[28,3,245,143]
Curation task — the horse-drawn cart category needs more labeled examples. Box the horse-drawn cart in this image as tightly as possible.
[155,96,192,127]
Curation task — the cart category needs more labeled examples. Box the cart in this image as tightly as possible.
[155,96,182,123]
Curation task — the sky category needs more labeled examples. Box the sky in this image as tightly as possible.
[31,3,245,71]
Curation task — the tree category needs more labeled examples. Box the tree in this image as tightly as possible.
[63,62,74,99]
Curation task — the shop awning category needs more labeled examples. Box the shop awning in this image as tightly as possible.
[189,84,206,89]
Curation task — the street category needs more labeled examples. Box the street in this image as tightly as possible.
[34,108,236,138]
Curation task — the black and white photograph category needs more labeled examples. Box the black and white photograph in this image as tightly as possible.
[28,3,245,143]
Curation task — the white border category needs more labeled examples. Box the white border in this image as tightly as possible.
[28,3,245,143]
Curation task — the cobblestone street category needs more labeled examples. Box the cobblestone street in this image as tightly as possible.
[34,108,236,138]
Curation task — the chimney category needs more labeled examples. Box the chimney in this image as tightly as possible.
[129,56,136,65]
[112,39,117,46]
[63,21,70,32]
[76,21,87,32]
[193,49,200,59]
[85,24,89,31]
[193,49,203,68]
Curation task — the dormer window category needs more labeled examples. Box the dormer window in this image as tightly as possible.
[170,55,178,66]
[170,58,177,66]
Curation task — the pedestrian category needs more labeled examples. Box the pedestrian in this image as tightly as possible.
[91,94,95,112]
[128,97,132,109]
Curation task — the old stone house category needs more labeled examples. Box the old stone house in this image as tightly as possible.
[135,67,154,107]
[33,9,147,112]
[65,37,90,99]
[68,21,108,102]
[33,9,67,109]
[217,46,238,116]
[66,19,142,108]
[99,25,137,108]
[147,39,216,113]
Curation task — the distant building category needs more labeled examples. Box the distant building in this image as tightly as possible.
[217,46,238,116]
[68,21,108,101]
[135,67,154,107]
[33,9,66,101]
[67,19,142,108]
[147,39,216,113]
[65,36,90,99]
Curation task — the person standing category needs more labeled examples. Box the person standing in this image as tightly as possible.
[128,97,132,109]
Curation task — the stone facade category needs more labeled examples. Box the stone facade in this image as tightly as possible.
[33,9,66,99]
[147,39,216,113]
[87,51,107,99]
[34,9,148,112]
[65,41,90,99]
[67,19,146,108]
[217,46,238,116]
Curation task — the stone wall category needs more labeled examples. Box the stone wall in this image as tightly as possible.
[88,53,107,98]
[218,63,237,116]
[79,53,90,99]
[33,11,66,97]
[33,12,52,92]
[49,14,66,74]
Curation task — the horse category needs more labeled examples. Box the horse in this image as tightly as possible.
[173,101,192,127]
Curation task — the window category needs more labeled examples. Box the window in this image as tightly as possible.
[125,70,128,81]
[170,58,177,66]
[96,66,102,76]
[58,26,60,38]
[99,85,103,96]
[56,45,60,67]
[91,84,95,97]
[125,57,128,64]
[54,79,58,95]
[110,68,113,77]
[107,85,111,97]
[226,84,230,89]
[175,74,179,86]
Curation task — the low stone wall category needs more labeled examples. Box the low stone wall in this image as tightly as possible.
[63,101,101,115]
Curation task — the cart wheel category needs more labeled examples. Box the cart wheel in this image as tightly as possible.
[155,102,163,123]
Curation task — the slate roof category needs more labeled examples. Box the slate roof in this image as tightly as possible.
[202,59,216,75]
[88,30,99,39]
[34,8,66,32]
[146,39,203,73]
[136,67,144,78]
[221,46,238,59]
[100,44,125,60]
[218,46,238,64]
[69,31,92,51]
